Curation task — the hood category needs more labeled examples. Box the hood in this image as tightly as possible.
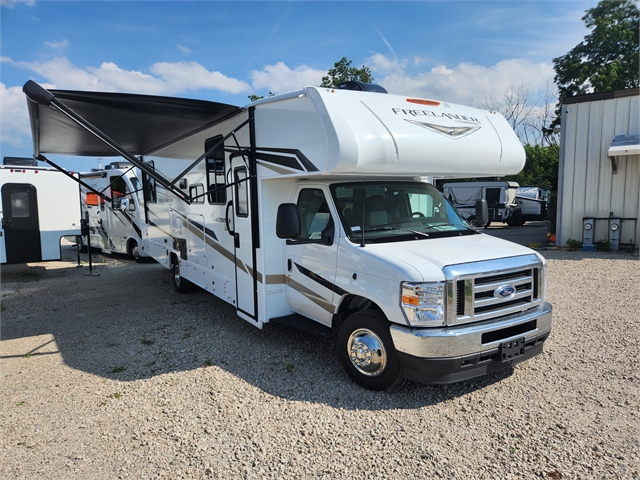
[364,233,538,281]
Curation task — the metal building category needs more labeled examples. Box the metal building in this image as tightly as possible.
[557,88,639,251]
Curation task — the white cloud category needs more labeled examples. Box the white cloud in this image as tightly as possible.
[44,39,69,50]
[0,0,35,7]
[0,83,32,148]
[177,45,192,55]
[9,56,250,95]
[150,61,249,94]
[15,57,103,90]
[250,62,324,93]
[368,53,406,75]
[367,54,555,107]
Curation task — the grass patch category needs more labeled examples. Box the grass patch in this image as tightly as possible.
[285,363,294,372]
[110,392,122,400]
[140,338,155,345]
[566,238,582,250]
[110,366,126,373]
[144,361,156,368]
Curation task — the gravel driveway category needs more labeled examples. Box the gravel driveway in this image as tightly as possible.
[1,245,638,479]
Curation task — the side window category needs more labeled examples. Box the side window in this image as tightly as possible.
[234,167,248,217]
[296,188,333,241]
[189,184,205,204]
[205,135,226,204]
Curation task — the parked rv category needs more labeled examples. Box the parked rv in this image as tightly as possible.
[77,162,148,261]
[443,181,520,227]
[24,80,552,390]
[1,157,81,264]
[514,186,550,225]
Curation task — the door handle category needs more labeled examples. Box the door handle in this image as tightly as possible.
[225,201,234,235]
[234,232,240,249]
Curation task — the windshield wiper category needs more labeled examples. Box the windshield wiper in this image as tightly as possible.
[364,226,397,232]
[423,222,453,229]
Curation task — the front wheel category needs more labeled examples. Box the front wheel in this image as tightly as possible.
[172,260,193,293]
[336,310,403,391]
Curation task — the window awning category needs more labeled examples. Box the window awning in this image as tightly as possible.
[608,134,640,158]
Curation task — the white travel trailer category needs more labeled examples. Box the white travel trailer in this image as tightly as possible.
[78,162,148,261]
[443,181,520,227]
[1,158,81,264]
[23,80,552,390]
[515,186,550,224]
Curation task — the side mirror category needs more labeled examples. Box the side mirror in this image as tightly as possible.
[276,203,301,239]
[119,198,129,212]
[475,198,489,226]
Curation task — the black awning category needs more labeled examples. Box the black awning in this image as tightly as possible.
[26,88,242,157]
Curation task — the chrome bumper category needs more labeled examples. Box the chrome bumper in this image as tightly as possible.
[390,302,552,359]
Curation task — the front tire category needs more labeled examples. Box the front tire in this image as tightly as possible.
[172,260,193,293]
[336,310,403,391]
[130,240,143,263]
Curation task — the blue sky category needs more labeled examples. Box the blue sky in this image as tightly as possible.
[1,0,594,171]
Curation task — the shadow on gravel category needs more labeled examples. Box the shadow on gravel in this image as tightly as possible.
[2,246,516,411]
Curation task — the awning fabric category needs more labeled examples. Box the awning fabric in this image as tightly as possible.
[608,134,640,157]
[26,89,243,157]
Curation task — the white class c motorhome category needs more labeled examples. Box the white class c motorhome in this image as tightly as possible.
[78,162,148,261]
[23,80,552,390]
[1,157,81,264]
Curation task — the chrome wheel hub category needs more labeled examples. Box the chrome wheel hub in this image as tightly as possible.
[347,328,387,376]
[174,263,181,286]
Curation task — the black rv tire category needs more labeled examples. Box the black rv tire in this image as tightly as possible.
[130,240,143,263]
[172,260,193,293]
[336,310,403,391]
[77,236,88,253]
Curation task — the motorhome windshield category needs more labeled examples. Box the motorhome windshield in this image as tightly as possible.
[331,181,473,244]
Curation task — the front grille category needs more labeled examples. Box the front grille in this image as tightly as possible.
[444,254,543,326]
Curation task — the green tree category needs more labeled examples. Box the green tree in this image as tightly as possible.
[248,92,274,102]
[320,57,373,88]
[505,145,559,192]
[552,0,639,127]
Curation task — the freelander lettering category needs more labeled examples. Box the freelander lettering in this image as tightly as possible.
[392,108,480,125]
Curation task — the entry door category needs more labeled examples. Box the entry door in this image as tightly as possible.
[229,156,257,321]
[1,183,42,264]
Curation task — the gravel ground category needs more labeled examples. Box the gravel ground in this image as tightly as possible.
[1,245,638,479]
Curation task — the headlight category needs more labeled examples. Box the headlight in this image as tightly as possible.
[401,282,446,327]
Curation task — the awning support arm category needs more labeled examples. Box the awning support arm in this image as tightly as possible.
[35,153,112,202]
[23,80,191,204]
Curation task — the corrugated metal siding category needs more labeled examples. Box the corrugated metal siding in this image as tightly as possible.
[557,93,640,249]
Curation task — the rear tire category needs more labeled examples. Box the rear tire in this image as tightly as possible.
[172,260,193,293]
[130,240,143,263]
[336,310,403,391]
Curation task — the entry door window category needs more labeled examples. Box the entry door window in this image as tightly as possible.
[234,167,248,217]
[11,191,30,217]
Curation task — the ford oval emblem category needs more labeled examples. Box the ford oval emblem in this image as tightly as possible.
[494,284,516,299]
